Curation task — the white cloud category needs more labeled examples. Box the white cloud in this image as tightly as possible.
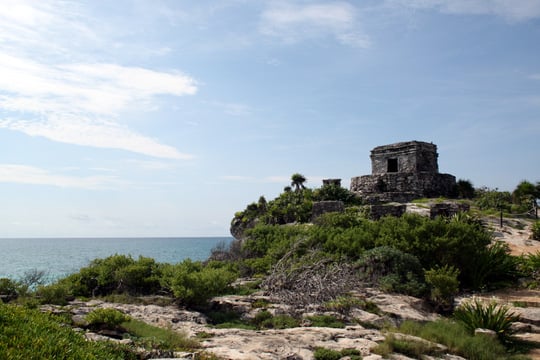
[260,2,371,48]
[0,164,122,189]
[0,54,197,159]
[0,2,198,159]
[393,0,540,22]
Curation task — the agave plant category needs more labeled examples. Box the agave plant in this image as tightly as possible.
[454,299,519,342]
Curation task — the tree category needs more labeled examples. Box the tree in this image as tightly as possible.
[291,173,307,192]
[456,179,475,199]
[512,180,538,204]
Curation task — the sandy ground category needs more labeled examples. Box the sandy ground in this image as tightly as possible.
[482,216,540,359]
[487,216,540,256]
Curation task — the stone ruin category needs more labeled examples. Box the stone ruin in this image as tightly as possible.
[350,141,456,204]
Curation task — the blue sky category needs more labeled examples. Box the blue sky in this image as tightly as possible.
[0,0,539,237]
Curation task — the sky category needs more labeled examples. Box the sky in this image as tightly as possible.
[0,0,539,237]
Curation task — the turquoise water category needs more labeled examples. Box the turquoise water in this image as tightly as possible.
[0,237,231,281]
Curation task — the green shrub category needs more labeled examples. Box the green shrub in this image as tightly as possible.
[160,260,237,307]
[36,282,72,305]
[424,265,460,311]
[0,278,19,302]
[518,250,540,288]
[306,315,345,328]
[356,246,426,297]
[86,308,130,330]
[252,310,273,326]
[0,304,134,359]
[267,314,300,329]
[253,311,300,329]
[381,334,442,358]
[313,347,342,360]
[453,299,519,342]
[532,221,540,240]
[122,318,199,350]
[325,295,364,314]
[468,241,521,290]
[396,319,528,359]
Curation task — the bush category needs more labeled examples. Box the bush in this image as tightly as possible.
[161,260,237,307]
[0,278,19,302]
[453,299,519,342]
[396,319,526,359]
[313,347,342,360]
[86,308,130,330]
[356,246,426,297]
[35,282,72,305]
[532,221,540,240]
[518,250,540,288]
[55,254,163,298]
[468,241,521,290]
[424,265,460,312]
[122,318,199,350]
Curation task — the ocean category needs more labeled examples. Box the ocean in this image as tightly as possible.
[0,237,232,282]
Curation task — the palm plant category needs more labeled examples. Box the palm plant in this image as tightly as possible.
[291,173,307,192]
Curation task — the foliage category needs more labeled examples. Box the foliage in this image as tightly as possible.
[390,319,525,360]
[243,212,498,291]
[512,180,539,207]
[35,282,72,305]
[0,278,20,302]
[252,311,300,329]
[0,304,135,359]
[518,250,540,288]
[532,221,540,241]
[313,211,366,228]
[160,259,237,307]
[324,295,372,315]
[86,308,130,330]
[306,315,345,328]
[456,179,476,199]
[378,334,443,358]
[313,347,362,360]
[290,173,307,192]
[313,347,342,360]
[424,265,460,311]
[474,187,512,213]
[356,246,426,297]
[122,318,199,351]
[468,241,521,290]
[453,299,519,342]
[57,254,163,298]
[313,184,361,205]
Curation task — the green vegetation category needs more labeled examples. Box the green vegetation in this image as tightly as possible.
[121,318,199,351]
[424,265,460,312]
[86,308,130,330]
[306,314,345,328]
[2,175,538,359]
[0,304,135,360]
[378,319,530,360]
[532,221,540,240]
[313,347,362,360]
[454,299,519,342]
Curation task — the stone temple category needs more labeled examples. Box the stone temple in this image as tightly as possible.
[350,141,456,203]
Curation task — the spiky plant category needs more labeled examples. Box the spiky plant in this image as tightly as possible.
[453,299,519,342]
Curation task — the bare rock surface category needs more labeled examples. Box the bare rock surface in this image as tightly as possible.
[201,326,382,360]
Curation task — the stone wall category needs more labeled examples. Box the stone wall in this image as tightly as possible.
[369,203,407,220]
[311,201,345,221]
[370,141,438,175]
[350,172,456,203]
